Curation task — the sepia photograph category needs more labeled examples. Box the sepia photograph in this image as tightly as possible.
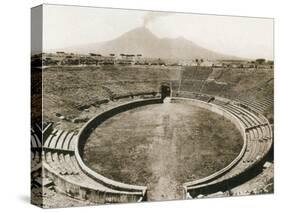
[31,4,274,208]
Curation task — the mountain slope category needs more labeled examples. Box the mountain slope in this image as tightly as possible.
[56,27,238,60]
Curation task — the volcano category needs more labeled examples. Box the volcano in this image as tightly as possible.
[57,27,238,60]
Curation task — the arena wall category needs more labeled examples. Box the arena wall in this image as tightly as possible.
[73,96,271,200]
[43,162,144,204]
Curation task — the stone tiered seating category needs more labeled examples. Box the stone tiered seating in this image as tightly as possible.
[236,79,273,114]
[196,95,211,102]
[201,81,228,96]
[56,131,76,151]
[43,150,144,203]
[44,129,58,148]
[102,81,159,100]
[176,91,208,102]
[31,126,42,173]
[48,130,63,149]
[207,68,224,80]
[171,80,180,89]
[225,105,258,127]
[31,124,53,173]
[182,66,212,80]
[31,128,41,149]
[195,68,213,80]
[177,67,273,116]
[42,128,146,203]
[31,151,41,171]
[183,100,272,198]
[237,97,273,114]
[43,129,77,152]
[177,91,197,99]
[180,80,204,93]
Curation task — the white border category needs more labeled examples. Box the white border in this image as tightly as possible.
[0,0,279,211]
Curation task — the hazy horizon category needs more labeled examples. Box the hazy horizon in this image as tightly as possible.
[42,4,274,60]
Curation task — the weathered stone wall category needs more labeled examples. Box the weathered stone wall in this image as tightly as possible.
[43,163,144,204]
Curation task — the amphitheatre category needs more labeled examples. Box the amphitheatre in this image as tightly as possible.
[31,58,273,207]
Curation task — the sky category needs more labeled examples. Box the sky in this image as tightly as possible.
[43,4,274,60]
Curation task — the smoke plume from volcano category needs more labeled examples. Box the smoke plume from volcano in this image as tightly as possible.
[143,11,170,27]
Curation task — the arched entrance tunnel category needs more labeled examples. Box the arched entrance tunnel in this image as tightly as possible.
[161,84,171,100]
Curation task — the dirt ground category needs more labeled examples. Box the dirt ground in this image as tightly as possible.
[83,101,243,201]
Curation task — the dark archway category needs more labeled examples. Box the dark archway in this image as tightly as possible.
[160,84,171,100]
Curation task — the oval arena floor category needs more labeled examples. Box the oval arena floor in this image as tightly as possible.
[83,101,243,201]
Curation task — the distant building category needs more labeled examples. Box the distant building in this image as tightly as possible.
[56,51,65,57]
[200,60,213,67]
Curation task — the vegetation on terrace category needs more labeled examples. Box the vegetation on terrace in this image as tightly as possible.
[42,65,181,122]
